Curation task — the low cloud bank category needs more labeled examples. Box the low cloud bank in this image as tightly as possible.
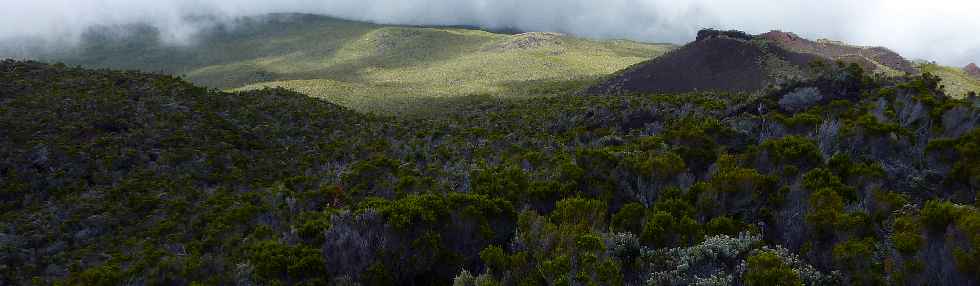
[1,0,977,65]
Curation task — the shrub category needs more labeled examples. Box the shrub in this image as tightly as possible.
[920,200,961,232]
[759,136,823,169]
[807,188,844,237]
[778,87,823,113]
[833,238,882,284]
[646,232,762,285]
[709,167,778,195]
[551,197,607,230]
[611,203,646,235]
[472,166,530,203]
[342,156,401,198]
[576,234,605,251]
[778,112,823,129]
[706,216,742,236]
[630,151,687,179]
[699,167,780,216]
[247,240,326,283]
[802,168,857,202]
[892,231,922,255]
[832,238,875,269]
[72,264,124,286]
[663,127,719,171]
[744,251,802,286]
[641,211,703,247]
[827,153,885,182]
[480,245,509,273]
[652,197,697,218]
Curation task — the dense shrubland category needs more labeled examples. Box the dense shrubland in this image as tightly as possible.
[0,60,978,285]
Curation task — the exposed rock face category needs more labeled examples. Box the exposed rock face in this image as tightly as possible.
[965,63,980,78]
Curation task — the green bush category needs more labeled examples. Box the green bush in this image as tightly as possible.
[247,240,326,283]
[629,151,687,179]
[472,166,530,203]
[759,136,823,169]
[610,203,646,235]
[575,234,605,251]
[480,245,509,273]
[652,197,697,218]
[663,126,719,171]
[921,200,961,232]
[833,238,883,284]
[744,251,802,286]
[72,263,124,286]
[641,211,702,247]
[706,216,742,236]
[807,188,845,237]
[342,156,402,197]
[802,168,857,202]
[551,197,607,230]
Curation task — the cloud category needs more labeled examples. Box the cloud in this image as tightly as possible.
[1,0,978,65]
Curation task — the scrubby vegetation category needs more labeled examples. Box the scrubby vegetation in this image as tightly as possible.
[1,59,978,285]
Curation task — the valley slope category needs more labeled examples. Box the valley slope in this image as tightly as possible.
[7,13,673,115]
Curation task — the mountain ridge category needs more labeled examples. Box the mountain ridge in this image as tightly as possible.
[589,29,978,97]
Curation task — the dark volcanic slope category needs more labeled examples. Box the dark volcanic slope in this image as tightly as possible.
[589,30,821,95]
[588,29,924,95]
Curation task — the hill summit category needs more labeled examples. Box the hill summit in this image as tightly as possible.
[965,62,980,79]
[589,29,914,95]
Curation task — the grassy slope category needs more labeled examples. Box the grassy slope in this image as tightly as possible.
[35,14,673,115]
[918,63,980,98]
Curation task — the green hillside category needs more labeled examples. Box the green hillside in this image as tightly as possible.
[34,13,673,115]
[918,63,980,98]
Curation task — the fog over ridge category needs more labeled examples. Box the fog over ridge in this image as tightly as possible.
[1,0,978,66]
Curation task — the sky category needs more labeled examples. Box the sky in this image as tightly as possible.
[1,0,978,66]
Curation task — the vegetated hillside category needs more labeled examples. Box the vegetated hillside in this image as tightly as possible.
[919,63,980,98]
[760,31,916,75]
[2,60,980,285]
[760,31,980,99]
[5,13,673,115]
